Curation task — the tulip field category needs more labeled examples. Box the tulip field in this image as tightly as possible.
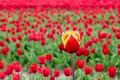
[0,7,120,80]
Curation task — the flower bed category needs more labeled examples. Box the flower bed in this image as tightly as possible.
[0,8,119,80]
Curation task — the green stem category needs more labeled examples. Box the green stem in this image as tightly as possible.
[71,54,75,80]
[111,77,115,80]
[41,74,44,80]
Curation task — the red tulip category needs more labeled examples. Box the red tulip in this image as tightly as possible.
[90,48,95,53]
[91,36,98,43]
[41,40,46,46]
[16,42,21,48]
[102,43,108,48]
[0,71,5,79]
[1,46,9,55]
[118,49,120,55]
[58,43,64,50]
[17,34,22,40]
[41,36,46,46]
[38,67,42,73]
[83,49,89,56]
[28,62,38,73]
[97,78,101,80]
[107,66,117,78]
[87,40,92,46]
[12,73,20,80]
[80,31,84,39]
[115,32,120,39]
[38,55,46,64]
[11,36,17,42]
[72,26,77,31]
[14,65,22,72]
[63,67,72,76]
[107,34,112,39]
[41,67,50,77]
[84,65,92,75]
[45,53,52,60]
[50,75,55,80]
[54,69,60,77]
[16,49,22,55]
[107,39,111,44]
[84,42,89,48]
[76,47,85,56]
[117,44,120,49]
[12,61,20,65]
[65,26,69,30]
[5,64,14,75]
[86,30,91,36]
[5,36,10,42]
[0,40,5,46]
[94,63,103,72]
[102,48,109,55]
[76,59,86,68]
[0,60,4,69]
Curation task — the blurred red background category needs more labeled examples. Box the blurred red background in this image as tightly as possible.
[0,0,120,9]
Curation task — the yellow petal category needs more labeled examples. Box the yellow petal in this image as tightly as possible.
[62,30,80,48]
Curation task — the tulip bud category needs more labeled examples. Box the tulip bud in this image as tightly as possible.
[50,75,55,80]
[118,49,120,55]
[38,55,46,64]
[41,67,50,77]
[107,66,117,78]
[0,71,5,79]
[0,60,4,69]
[63,67,72,76]
[102,48,109,55]
[58,43,64,50]
[28,62,38,73]
[62,30,80,53]
[16,49,22,55]
[16,42,21,48]
[45,53,52,60]
[53,69,60,77]
[94,63,103,72]
[76,59,86,68]
[12,73,20,80]
[84,65,92,75]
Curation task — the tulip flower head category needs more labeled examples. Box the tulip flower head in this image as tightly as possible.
[62,30,80,53]
[107,66,117,78]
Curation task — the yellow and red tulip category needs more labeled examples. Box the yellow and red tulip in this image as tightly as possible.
[62,30,80,53]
